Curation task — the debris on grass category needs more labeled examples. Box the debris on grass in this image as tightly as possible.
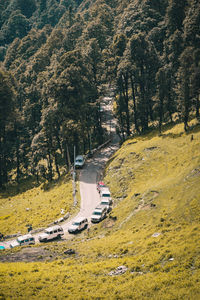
[108,265,128,276]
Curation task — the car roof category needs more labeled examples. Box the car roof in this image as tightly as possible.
[76,155,84,159]
[101,187,110,191]
[94,205,107,211]
[101,198,110,202]
[45,225,63,231]
[73,217,87,223]
[98,181,105,185]
[17,234,34,241]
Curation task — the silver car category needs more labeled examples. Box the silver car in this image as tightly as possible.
[91,205,107,223]
[68,217,88,234]
[38,225,64,242]
[10,234,35,248]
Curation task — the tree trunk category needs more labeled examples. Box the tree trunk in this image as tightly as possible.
[2,126,8,185]
[183,71,190,132]
[54,152,60,178]
[130,75,140,133]
[121,73,130,136]
[196,96,199,119]
[15,123,21,183]
[118,91,125,141]
[47,151,53,181]
[140,65,148,132]
[159,97,164,134]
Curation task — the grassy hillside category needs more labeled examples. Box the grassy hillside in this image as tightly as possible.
[0,120,200,299]
[0,174,77,235]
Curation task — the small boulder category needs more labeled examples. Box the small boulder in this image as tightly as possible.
[108,265,128,276]
[64,249,76,255]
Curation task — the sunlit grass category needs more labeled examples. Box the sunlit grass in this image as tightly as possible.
[0,120,200,299]
[0,174,76,235]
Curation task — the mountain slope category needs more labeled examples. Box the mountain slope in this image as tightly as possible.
[0,120,199,299]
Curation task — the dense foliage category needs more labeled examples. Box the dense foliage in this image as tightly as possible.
[0,0,199,186]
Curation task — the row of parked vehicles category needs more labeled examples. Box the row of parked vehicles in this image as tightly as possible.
[68,181,113,233]
[91,182,112,223]
[10,225,64,248]
[9,181,112,248]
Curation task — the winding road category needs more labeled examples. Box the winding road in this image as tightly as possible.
[1,90,120,249]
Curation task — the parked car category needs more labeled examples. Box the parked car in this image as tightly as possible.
[99,105,104,113]
[10,234,35,248]
[91,205,108,223]
[100,198,112,212]
[75,155,85,168]
[100,187,112,201]
[97,181,106,193]
[68,217,88,234]
[38,225,64,242]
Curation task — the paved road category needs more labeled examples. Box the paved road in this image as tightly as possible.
[0,92,120,249]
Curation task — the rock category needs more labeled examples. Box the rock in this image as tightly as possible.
[55,217,64,223]
[152,232,161,237]
[64,249,76,255]
[63,212,70,220]
[144,147,158,151]
[134,193,140,197]
[108,265,128,276]
[109,215,117,221]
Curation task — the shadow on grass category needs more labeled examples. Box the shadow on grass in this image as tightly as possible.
[41,173,71,191]
[0,173,72,197]
[0,176,42,198]
[186,123,200,135]
[128,119,200,142]
[128,121,182,142]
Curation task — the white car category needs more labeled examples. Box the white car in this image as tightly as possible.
[68,217,88,234]
[91,205,107,223]
[74,155,85,168]
[100,187,112,201]
[10,234,35,248]
[100,198,112,212]
[38,225,64,242]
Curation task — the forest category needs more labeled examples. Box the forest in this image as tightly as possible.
[0,0,199,187]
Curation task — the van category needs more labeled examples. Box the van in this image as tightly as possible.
[38,225,64,242]
[10,234,35,248]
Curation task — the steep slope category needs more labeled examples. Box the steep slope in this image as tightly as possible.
[0,120,199,299]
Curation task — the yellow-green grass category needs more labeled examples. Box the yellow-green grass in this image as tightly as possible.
[0,120,200,299]
[0,174,77,235]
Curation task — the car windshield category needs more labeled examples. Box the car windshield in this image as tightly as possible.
[76,159,83,163]
[101,201,108,205]
[93,211,101,215]
[73,222,80,226]
[102,194,110,197]
[44,230,51,234]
